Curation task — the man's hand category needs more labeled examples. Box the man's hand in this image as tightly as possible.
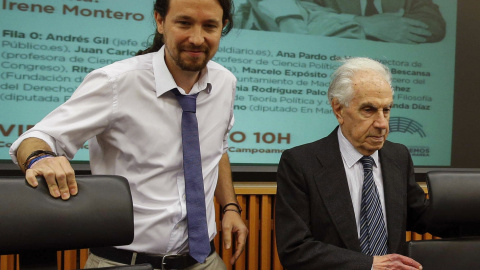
[354,9,432,43]
[221,211,248,265]
[25,156,77,200]
[373,254,423,270]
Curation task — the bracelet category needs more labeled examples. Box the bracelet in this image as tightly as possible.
[224,209,241,215]
[222,202,242,215]
[27,155,55,169]
[23,150,57,168]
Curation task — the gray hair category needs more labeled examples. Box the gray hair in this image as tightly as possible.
[327,57,393,106]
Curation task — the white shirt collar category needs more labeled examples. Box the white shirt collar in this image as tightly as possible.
[153,46,212,97]
[337,127,379,168]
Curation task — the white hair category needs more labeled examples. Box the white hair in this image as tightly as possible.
[327,57,393,106]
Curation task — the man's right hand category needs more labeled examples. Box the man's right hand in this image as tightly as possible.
[26,156,78,200]
[18,138,78,200]
[373,254,423,270]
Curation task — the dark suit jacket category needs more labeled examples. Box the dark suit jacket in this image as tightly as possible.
[275,128,432,269]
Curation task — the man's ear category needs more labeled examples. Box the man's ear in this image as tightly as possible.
[154,11,164,34]
[332,98,344,125]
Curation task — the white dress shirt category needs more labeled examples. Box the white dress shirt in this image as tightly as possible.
[10,46,237,255]
[337,128,387,238]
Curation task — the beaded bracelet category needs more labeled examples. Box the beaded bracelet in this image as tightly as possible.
[23,150,57,168]
[27,155,55,169]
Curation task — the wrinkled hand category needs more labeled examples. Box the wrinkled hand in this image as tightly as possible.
[373,254,423,270]
[25,156,77,200]
[354,9,432,43]
[278,17,308,34]
[222,211,248,265]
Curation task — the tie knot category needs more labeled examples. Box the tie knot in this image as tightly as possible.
[360,156,374,170]
[171,88,198,113]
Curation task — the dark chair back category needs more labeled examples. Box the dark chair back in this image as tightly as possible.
[427,171,480,225]
[407,171,480,269]
[408,238,480,269]
[0,175,151,270]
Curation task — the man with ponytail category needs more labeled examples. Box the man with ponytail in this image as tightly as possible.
[10,0,247,269]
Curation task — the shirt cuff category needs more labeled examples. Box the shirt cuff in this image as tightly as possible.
[9,131,57,165]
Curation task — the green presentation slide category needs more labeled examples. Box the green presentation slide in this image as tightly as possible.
[0,0,457,166]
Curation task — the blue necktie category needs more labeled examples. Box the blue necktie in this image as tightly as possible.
[359,156,388,256]
[172,89,210,263]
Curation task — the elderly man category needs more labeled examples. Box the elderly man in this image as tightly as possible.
[275,57,442,269]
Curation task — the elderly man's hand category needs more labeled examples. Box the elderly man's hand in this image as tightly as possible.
[373,254,423,270]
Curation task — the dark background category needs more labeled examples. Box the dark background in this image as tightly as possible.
[450,0,480,169]
[1,0,479,181]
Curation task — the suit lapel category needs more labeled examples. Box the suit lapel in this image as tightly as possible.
[313,130,362,251]
[379,148,405,253]
[312,130,406,252]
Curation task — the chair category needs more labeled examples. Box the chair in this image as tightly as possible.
[407,171,480,269]
[0,175,152,270]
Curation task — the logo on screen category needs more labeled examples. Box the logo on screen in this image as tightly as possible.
[407,146,430,157]
[388,117,426,138]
